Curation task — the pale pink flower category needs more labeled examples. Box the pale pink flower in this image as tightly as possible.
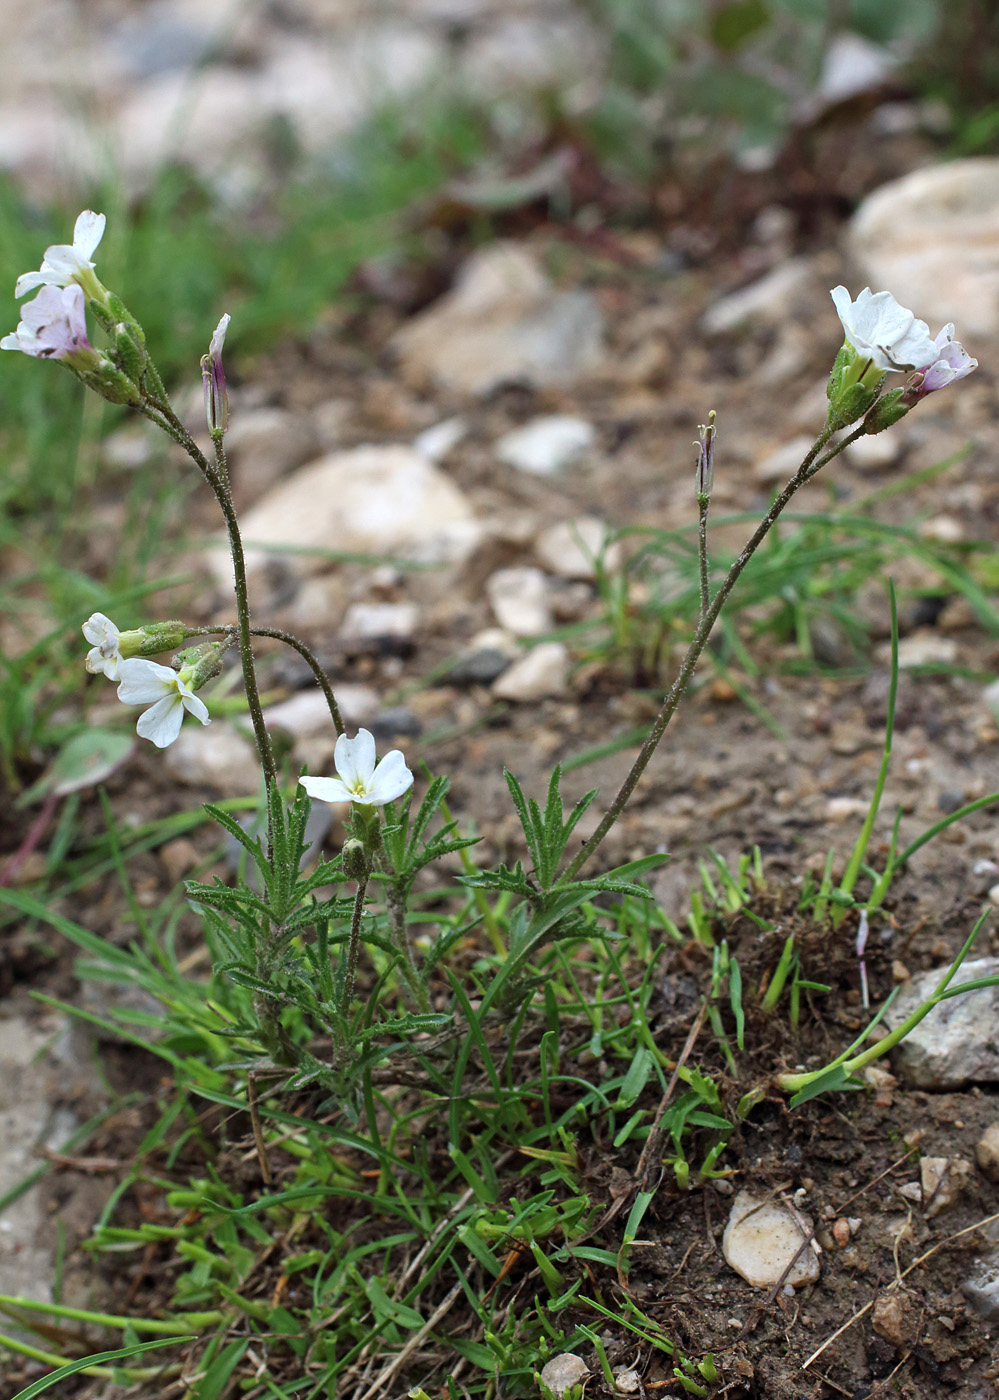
[2,285,93,362]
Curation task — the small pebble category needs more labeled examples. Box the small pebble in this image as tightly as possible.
[539,1353,589,1396]
[975,1123,999,1183]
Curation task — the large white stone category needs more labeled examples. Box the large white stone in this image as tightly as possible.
[496,415,595,476]
[884,957,999,1088]
[722,1189,820,1289]
[392,243,604,396]
[164,721,259,794]
[486,566,552,637]
[847,160,999,337]
[492,641,570,701]
[209,445,480,586]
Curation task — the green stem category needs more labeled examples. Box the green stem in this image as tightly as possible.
[563,420,868,882]
[779,909,991,1093]
[137,398,276,794]
[697,496,711,620]
[343,871,370,1013]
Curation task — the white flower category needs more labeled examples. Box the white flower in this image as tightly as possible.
[83,612,124,681]
[15,211,107,302]
[299,729,414,808]
[116,658,210,749]
[831,285,939,372]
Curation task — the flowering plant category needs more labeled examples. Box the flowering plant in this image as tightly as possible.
[4,210,985,1107]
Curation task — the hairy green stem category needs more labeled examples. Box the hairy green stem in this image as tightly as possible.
[563,420,871,883]
[697,496,711,620]
[343,871,370,1014]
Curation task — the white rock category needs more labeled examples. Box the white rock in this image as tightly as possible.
[225,407,317,502]
[496,415,596,476]
[844,432,903,471]
[884,957,999,1087]
[210,445,481,586]
[447,628,519,685]
[462,13,598,93]
[164,721,259,795]
[392,243,604,396]
[892,634,958,668]
[964,1249,999,1319]
[815,33,897,107]
[848,159,999,337]
[413,416,468,461]
[722,1189,820,1289]
[920,1156,972,1217]
[702,258,813,334]
[101,424,158,470]
[919,515,964,543]
[975,1122,999,1182]
[486,566,552,637]
[259,26,443,154]
[264,686,379,738]
[0,1011,92,1304]
[535,516,616,580]
[538,1353,589,1396]
[614,1368,641,1394]
[492,642,570,702]
[340,601,420,644]
[753,435,815,484]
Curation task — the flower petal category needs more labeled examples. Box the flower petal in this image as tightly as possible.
[367,749,415,806]
[82,611,117,646]
[13,269,55,298]
[299,775,354,803]
[136,695,185,748]
[181,692,211,727]
[117,657,176,704]
[73,211,106,260]
[334,728,377,789]
[209,313,230,358]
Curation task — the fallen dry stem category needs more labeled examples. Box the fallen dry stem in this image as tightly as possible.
[801,1207,999,1371]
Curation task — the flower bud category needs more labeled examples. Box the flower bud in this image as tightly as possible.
[114,322,147,385]
[695,410,716,503]
[341,838,369,881]
[201,314,230,436]
[123,620,190,657]
[172,643,225,691]
[82,358,142,405]
[861,388,909,436]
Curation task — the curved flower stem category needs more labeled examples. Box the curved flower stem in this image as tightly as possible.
[562,420,870,883]
[137,392,278,794]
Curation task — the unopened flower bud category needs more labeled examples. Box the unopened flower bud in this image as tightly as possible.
[861,388,909,436]
[114,322,147,385]
[83,357,142,405]
[128,620,189,656]
[695,410,716,502]
[173,643,225,691]
[341,838,369,881]
[201,313,230,436]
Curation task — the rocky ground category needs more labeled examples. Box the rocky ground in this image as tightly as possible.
[5,5,999,1397]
